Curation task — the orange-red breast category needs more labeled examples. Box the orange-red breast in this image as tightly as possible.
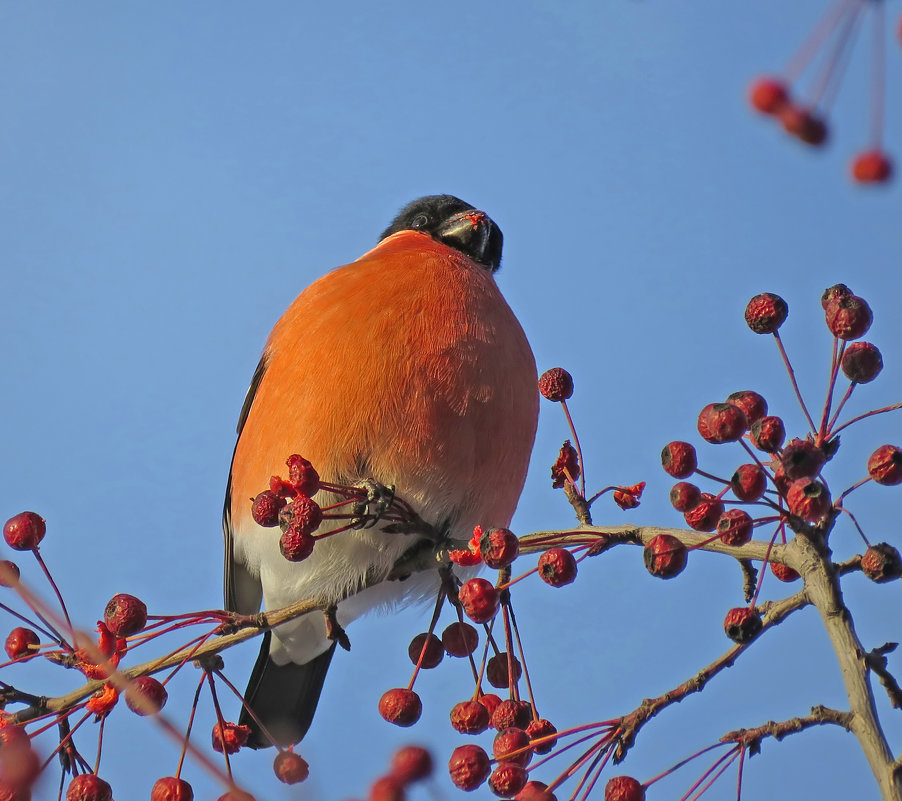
[223,195,538,747]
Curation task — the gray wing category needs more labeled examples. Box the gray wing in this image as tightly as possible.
[223,355,268,613]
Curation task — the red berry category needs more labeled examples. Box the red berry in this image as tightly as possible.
[726,390,768,425]
[285,454,320,496]
[731,464,767,502]
[825,295,873,341]
[448,744,491,791]
[4,627,39,660]
[479,693,502,717]
[378,688,422,727]
[822,283,853,309]
[525,718,558,754]
[390,745,433,783]
[643,534,687,579]
[215,793,255,801]
[286,494,323,536]
[780,438,826,481]
[251,491,287,527]
[3,512,45,551]
[861,543,902,583]
[125,676,168,716]
[451,700,490,734]
[103,593,148,637]
[150,777,195,801]
[661,441,697,478]
[786,478,832,522]
[407,633,444,669]
[494,727,532,766]
[551,440,580,488]
[66,775,113,801]
[697,402,748,444]
[458,578,500,624]
[517,781,558,801]
[211,722,251,754]
[670,481,701,512]
[779,103,828,146]
[684,493,724,532]
[537,547,578,587]
[368,775,404,801]
[770,562,800,582]
[538,368,574,402]
[604,775,645,801]
[724,607,763,643]
[279,526,315,562]
[0,781,31,801]
[487,652,522,689]
[480,527,520,569]
[868,445,902,486]
[491,699,533,731]
[748,77,789,114]
[841,342,883,384]
[0,561,20,588]
[851,149,893,184]
[442,622,479,657]
[488,763,529,797]
[273,750,309,784]
[750,416,786,453]
[716,509,753,547]
[744,293,788,334]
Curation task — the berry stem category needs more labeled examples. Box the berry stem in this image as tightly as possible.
[93,713,106,774]
[735,746,747,801]
[206,671,233,781]
[407,587,445,689]
[869,0,886,148]
[679,747,741,801]
[784,0,859,83]
[835,505,871,546]
[0,601,59,644]
[643,741,727,787]
[31,549,74,645]
[508,604,538,718]
[826,382,856,436]
[560,399,586,499]
[818,337,846,445]
[176,672,207,779]
[773,331,818,434]
[811,0,866,112]
[830,401,902,437]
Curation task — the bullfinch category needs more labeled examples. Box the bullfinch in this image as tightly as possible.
[223,195,538,747]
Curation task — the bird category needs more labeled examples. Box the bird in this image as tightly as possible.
[223,194,538,748]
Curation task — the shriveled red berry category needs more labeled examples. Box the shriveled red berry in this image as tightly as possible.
[458,578,500,623]
[670,481,701,512]
[4,628,39,660]
[724,607,763,643]
[279,526,315,562]
[770,562,800,582]
[390,745,433,783]
[285,454,320,496]
[684,493,724,532]
[479,693,502,717]
[103,593,148,637]
[780,438,826,481]
[643,534,687,579]
[408,633,444,669]
[538,547,577,587]
[744,293,788,334]
[3,512,45,551]
[538,368,574,402]
[448,744,491,791]
[526,718,558,754]
[716,509,753,547]
[487,652,522,689]
[605,775,645,801]
[748,77,788,114]
[66,775,113,801]
[480,527,520,569]
[451,700,490,734]
[822,283,853,309]
[726,390,768,425]
[661,441,697,478]
[750,416,785,453]
[150,776,194,800]
[378,688,422,727]
[779,103,828,146]
[273,750,309,784]
[851,149,893,184]
[368,775,404,801]
[442,622,479,657]
[0,561,20,588]
[489,763,528,797]
[125,676,168,716]
[698,402,748,444]
[517,781,558,801]
[861,543,902,583]
[825,295,873,340]
[286,494,323,536]
[841,342,883,383]
[550,440,580,488]
[786,478,832,522]
[491,699,533,731]
[868,445,902,486]
[731,464,767,502]
[494,727,532,766]
[211,722,251,754]
[251,491,287,527]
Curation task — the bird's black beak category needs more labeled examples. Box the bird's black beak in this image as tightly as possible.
[436,209,502,272]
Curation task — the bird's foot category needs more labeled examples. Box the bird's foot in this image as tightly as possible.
[324,605,351,651]
[350,479,396,529]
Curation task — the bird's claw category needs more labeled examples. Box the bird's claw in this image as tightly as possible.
[324,605,351,652]
[350,479,396,529]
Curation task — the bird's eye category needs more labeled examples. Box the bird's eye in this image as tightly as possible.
[411,214,429,229]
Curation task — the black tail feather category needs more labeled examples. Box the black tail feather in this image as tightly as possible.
[239,631,336,749]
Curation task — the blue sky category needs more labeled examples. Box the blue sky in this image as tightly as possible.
[2,3,901,799]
